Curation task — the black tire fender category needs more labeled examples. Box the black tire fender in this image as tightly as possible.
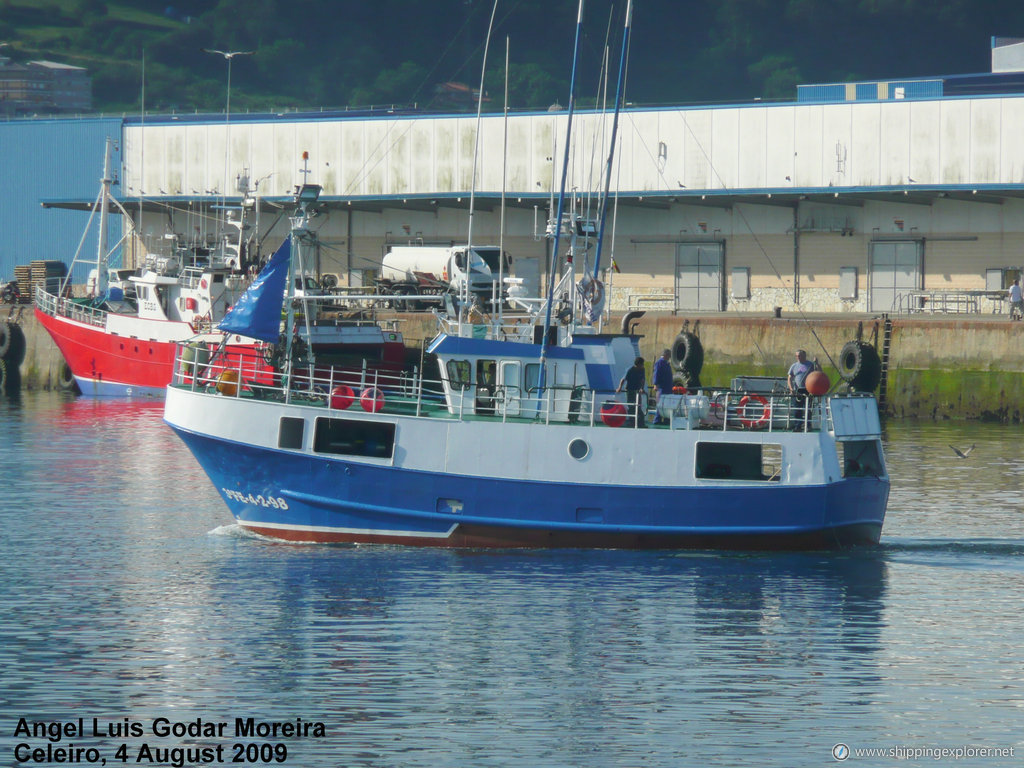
[838,340,882,392]
[5,323,25,366]
[0,323,10,359]
[671,331,704,379]
[58,361,80,393]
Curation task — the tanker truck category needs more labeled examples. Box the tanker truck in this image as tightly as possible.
[377,245,511,304]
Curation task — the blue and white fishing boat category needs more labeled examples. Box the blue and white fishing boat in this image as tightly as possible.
[163,186,889,548]
[163,1,889,549]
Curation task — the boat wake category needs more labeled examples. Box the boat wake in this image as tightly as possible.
[879,537,1024,568]
[207,523,264,539]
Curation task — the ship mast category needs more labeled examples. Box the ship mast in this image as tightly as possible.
[592,0,631,282]
[95,137,113,297]
[538,0,586,393]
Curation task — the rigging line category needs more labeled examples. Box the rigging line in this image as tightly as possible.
[434,0,526,94]
[341,119,404,197]
[583,4,616,230]
[499,35,510,332]
[621,112,674,189]
[592,0,631,279]
[466,0,501,254]
[675,110,837,369]
[540,0,587,365]
[338,0,516,206]
[404,0,490,104]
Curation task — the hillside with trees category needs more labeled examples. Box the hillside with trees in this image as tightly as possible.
[2,0,1023,115]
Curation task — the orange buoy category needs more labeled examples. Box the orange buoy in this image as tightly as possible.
[215,369,239,397]
[360,386,384,413]
[600,401,627,428]
[330,384,355,410]
[805,370,830,396]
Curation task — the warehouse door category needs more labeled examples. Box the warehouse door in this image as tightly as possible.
[869,241,921,313]
[675,243,724,311]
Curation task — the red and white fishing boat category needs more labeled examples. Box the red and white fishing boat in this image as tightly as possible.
[35,139,406,397]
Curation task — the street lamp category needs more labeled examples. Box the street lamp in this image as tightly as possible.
[202,48,254,230]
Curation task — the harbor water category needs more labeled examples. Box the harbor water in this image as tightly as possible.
[1,392,1022,767]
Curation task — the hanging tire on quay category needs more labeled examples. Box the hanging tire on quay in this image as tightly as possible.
[2,322,26,366]
[58,361,80,394]
[1,357,21,395]
[838,340,882,392]
[0,323,10,359]
[671,331,704,383]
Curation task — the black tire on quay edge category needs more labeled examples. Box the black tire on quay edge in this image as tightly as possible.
[671,331,704,379]
[0,323,10,359]
[58,361,80,393]
[4,323,25,366]
[838,340,882,392]
[2,357,19,395]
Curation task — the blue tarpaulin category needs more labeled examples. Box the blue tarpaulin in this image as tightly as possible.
[217,238,290,342]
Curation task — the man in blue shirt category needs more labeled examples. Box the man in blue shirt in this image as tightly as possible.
[651,348,674,424]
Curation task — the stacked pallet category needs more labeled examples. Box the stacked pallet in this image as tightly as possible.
[30,260,67,298]
[13,265,32,302]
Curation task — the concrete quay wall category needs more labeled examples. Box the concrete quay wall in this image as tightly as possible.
[7,306,1024,421]
[4,306,67,392]
[393,311,1024,422]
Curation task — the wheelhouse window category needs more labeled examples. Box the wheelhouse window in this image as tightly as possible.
[696,442,782,482]
[524,363,541,395]
[313,417,395,459]
[446,359,471,390]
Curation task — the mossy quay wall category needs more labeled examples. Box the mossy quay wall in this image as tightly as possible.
[391,312,1024,422]
[633,314,1024,423]
[9,307,1024,421]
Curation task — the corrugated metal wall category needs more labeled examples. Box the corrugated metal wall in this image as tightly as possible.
[0,117,123,286]
[125,95,1024,199]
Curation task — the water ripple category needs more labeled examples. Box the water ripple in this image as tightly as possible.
[2,395,1023,766]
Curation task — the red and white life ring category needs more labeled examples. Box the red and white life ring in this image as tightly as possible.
[738,394,770,429]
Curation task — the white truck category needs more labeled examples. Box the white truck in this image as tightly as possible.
[378,245,511,303]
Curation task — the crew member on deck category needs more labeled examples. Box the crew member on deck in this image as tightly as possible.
[617,357,647,428]
[652,348,673,424]
[787,348,815,429]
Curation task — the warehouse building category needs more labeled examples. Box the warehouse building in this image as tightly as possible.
[5,38,1024,316]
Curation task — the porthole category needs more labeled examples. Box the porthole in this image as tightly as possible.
[567,438,590,460]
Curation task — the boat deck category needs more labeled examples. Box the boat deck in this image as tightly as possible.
[170,342,857,434]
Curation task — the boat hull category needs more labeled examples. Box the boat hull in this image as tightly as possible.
[35,305,407,398]
[166,391,888,550]
[35,306,182,397]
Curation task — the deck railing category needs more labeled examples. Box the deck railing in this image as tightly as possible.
[170,341,881,434]
[35,286,108,328]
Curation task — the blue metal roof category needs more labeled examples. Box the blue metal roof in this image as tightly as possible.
[0,117,124,285]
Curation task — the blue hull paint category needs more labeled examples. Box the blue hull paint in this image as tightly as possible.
[170,424,888,549]
[78,375,165,398]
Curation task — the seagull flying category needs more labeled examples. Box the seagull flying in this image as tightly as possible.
[949,444,975,459]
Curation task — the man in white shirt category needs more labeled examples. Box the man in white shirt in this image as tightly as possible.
[1009,280,1023,321]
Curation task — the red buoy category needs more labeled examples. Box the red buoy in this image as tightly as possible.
[600,401,627,428]
[360,386,384,413]
[805,370,830,396]
[330,384,355,410]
